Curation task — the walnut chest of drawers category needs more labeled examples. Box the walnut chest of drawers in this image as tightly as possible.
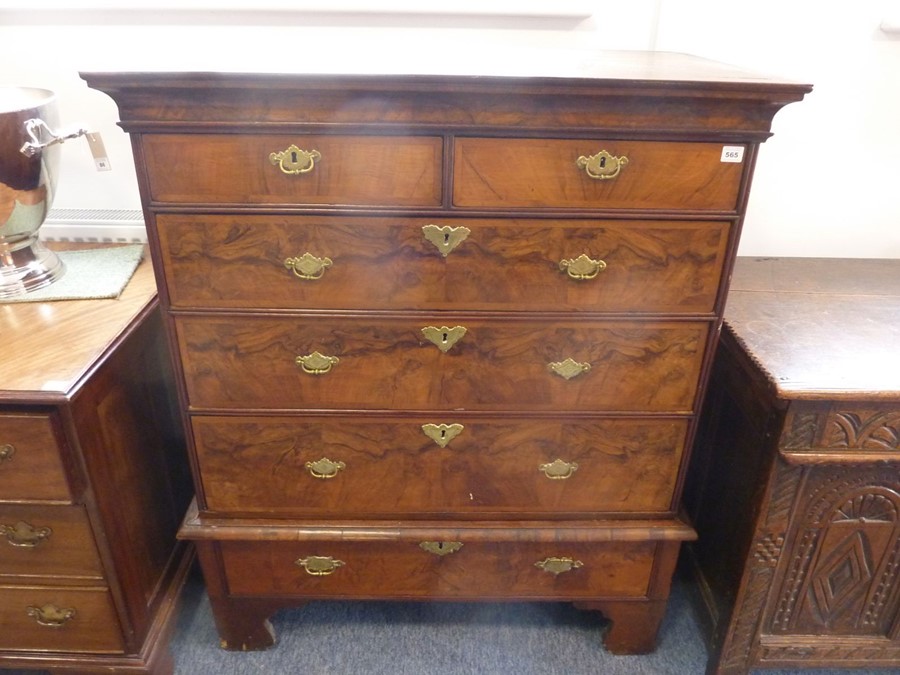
[83,53,809,654]
[0,251,193,675]
[684,257,900,673]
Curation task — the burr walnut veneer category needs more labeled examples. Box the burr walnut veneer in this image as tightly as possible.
[83,53,809,653]
[0,251,192,675]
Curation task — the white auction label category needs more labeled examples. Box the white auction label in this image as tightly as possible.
[721,145,745,163]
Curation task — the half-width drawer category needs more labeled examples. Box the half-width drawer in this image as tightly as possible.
[157,214,730,314]
[453,138,745,211]
[192,415,689,516]
[0,413,71,503]
[220,538,657,600]
[175,316,708,413]
[142,134,443,207]
[0,505,104,581]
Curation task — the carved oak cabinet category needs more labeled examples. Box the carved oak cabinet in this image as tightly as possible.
[83,53,808,654]
[684,257,900,673]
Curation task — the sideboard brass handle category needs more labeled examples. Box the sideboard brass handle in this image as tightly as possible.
[535,557,584,576]
[420,541,463,556]
[421,423,464,448]
[269,145,321,175]
[284,253,332,280]
[305,457,346,479]
[548,358,592,381]
[296,351,340,375]
[422,224,471,257]
[296,555,344,576]
[559,254,607,280]
[0,443,14,464]
[421,326,467,353]
[576,150,628,180]
[1,521,52,548]
[27,604,76,628]
[538,459,579,480]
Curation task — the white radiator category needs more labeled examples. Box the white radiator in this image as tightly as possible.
[40,209,147,244]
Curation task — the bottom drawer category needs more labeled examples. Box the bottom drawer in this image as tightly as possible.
[0,585,124,653]
[220,539,656,600]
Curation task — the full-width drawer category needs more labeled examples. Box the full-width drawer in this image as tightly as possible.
[0,505,104,581]
[453,138,745,211]
[157,214,730,314]
[0,413,71,503]
[220,538,656,600]
[142,134,443,207]
[175,317,708,412]
[192,415,688,516]
[0,585,124,653]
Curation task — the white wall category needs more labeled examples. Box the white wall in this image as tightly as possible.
[2,1,898,257]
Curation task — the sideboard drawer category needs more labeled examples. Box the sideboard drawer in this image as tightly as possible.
[142,134,443,207]
[157,214,730,314]
[192,415,689,516]
[0,413,71,503]
[453,138,744,211]
[221,539,656,600]
[0,505,104,580]
[176,317,708,412]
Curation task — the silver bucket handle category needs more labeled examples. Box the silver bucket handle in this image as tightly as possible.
[20,118,87,157]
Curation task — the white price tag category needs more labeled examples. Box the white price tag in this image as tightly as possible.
[85,132,112,171]
[721,145,745,163]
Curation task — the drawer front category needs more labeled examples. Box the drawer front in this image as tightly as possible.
[220,539,656,600]
[0,586,124,653]
[0,413,71,503]
[176,317,708,412]
[453,138,744,211]
[143,134,443,207]
[157,214,730,314]
[0,505,104,581]
[193,415,688,516]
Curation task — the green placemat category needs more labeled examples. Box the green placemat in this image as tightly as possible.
[1,244,145,303]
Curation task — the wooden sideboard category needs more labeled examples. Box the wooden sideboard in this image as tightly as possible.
[684,257,900,673]
[83,53,809,654]
[0,250,193,675]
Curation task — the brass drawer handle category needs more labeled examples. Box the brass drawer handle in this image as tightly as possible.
[576,150,628,180]
[1,521,52,547]
[422,423,464,448]
[284,253,332,280]
[305,457,346,479]
[27,603,76,628]
[535,557,584,576]
[548,358,592,381]
[420,541,463,556]
[296,351,340,375]
[269,144,321,175]
[0,443,14,464]
[539,459,579,480]
[421,325,467,353]
[559,254,607,280]
[296,555,344,576]
[422,224,471,257]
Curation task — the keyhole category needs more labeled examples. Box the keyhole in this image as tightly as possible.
[599,156,606,168]
[444,232,451,244]
[291,151,298,164]
[442,332,449,344]
[440,429,447,440]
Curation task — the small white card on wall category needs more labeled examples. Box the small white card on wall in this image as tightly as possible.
[721,145,745,163]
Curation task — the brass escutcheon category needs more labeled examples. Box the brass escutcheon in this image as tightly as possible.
[305,457,346,479]
[0,443,14,463]
[27,604,76,628]
[419,541,463,556]
[538,459,579,480]
[548,358,592,381]
[421,326,467,353]
[284,253,332,280]
[1,521,52,547]
[559,254,607,280]
[535,557,584,576]
[269,145,321,175]
[576,150,629,180]
[296,555,344,576]
[296,351,340,375]
[422,224,471,257]
[421,423,464,448]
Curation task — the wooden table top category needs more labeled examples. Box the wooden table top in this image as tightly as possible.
[725,257,900,400]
